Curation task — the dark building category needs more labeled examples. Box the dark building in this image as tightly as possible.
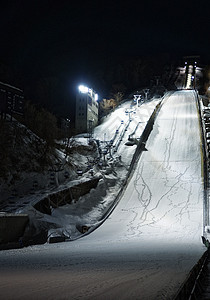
[75,85,99,134]
[0,81,24,119]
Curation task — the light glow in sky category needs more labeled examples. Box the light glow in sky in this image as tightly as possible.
[78,85,89,93]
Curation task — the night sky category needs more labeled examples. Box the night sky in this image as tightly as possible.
[0,0,209,114]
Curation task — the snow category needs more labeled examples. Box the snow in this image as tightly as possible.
[1,96,162,240]
[0,91,206,299]
[45,98,163,238]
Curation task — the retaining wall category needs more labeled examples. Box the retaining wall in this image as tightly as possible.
[0,213,29,244]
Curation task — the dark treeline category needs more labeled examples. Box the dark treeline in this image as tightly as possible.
[0,53,209,123]
[0,54,177,114]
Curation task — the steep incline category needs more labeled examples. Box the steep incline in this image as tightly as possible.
[89,90,204,244]
[0,90,205,300]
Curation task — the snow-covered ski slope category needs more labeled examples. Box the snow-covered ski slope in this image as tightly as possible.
[0,90,206,300]
[89,89,204,244]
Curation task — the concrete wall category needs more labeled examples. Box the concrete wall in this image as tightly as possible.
[0,213,29,244]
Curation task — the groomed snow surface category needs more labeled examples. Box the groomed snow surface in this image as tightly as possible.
[0,90,206,300]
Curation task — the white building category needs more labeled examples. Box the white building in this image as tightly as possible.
[75,85,99,134]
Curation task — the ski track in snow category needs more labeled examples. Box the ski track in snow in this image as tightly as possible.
[0,90,206,300]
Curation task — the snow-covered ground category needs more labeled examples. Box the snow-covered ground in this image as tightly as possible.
[0,91,206,299]
[41,97,164,239]
[1,96,162,241]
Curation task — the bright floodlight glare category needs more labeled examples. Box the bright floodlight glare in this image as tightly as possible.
[89,88,93,96]
[78,85,88,93]
[95,93,98,101]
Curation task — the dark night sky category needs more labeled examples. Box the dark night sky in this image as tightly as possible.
[0,0,209,113]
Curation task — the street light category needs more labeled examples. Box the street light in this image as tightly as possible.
[78,85,88,93]
[78,85,99,101]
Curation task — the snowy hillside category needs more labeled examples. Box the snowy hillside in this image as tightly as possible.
[0,96,162,243]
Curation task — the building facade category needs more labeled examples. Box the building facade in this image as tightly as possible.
[75,85,98,134]
[0,81,24,119]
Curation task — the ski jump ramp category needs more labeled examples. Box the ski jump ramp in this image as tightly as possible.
[0,90,206,300]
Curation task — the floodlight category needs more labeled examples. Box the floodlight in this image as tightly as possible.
[78,85,88,93]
